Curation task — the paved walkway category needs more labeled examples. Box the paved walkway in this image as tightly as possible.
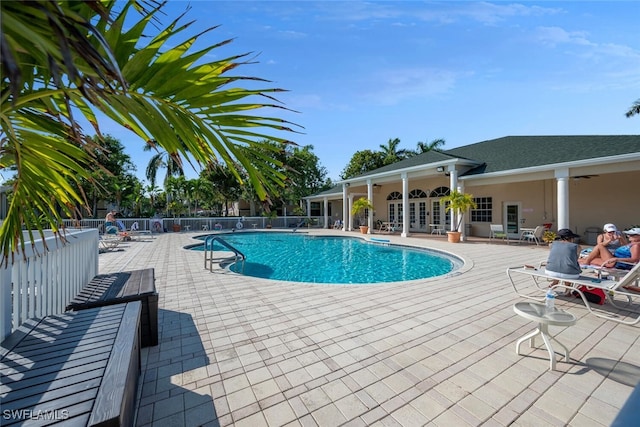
[99,230,639,427]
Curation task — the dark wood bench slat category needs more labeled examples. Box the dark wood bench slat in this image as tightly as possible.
[66,268,158,347]
[0,318,42,360]
[2,332,117,369]
[1,302,142,427]
[12,326,119,359]
[2,388,98,426]
[1,360,107,397]
[1,347,111,390]
[1,376,101,411]
[88,301,141,427]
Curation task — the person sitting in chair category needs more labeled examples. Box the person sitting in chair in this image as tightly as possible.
[580,228,640,269]
[545,229,582,280]
[596,223,628,254]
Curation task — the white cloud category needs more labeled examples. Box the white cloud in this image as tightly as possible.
[361,67,463,105]
[535,26,592,47]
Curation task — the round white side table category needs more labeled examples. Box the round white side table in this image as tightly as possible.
[513,301,577,371]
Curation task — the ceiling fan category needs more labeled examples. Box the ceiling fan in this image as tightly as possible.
[572,174,600,180]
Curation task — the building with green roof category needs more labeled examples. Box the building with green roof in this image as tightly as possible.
[304,135,640,242]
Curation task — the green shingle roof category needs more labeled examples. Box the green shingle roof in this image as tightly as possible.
[448,135,640,175]
[353,135,640,178]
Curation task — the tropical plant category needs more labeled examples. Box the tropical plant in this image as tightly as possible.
[415,138,446,154]
[351,198,374,227]
[340,150,386,179]
[263,209,277,227]
[144,146,185,190]
[626,99,640,118]
[1,1,301,262]
[542,230,557,244]
[441,190,477,232]
[379,137,410,165]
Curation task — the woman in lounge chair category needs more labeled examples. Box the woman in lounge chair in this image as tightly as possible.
[545,229,582,280]
[579,227,640,269]
[596,223,628,254]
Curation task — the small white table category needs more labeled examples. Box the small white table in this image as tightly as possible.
[513,302,577,371]
[429,224,445,235]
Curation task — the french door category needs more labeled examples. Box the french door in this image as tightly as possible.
[504,202,522,238]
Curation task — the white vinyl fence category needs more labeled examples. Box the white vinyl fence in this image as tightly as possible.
[0,229,99,342]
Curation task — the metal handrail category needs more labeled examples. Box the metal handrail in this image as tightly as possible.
[203,236,246,273]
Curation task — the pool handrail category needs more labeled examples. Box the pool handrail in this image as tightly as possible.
[203,236,246,272]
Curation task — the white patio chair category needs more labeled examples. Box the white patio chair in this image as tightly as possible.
[489,224,509,244]
[520,225,544,245]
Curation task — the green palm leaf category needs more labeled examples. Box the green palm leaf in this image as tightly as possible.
[1,1,301,262]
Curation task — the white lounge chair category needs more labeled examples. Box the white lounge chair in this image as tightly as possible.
[519,225,545,245]
[99,235,122,252]
[507,262,640,325]
[129,221,153,240]
[489,224,509,244]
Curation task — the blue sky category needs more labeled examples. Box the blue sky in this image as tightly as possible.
[102,1,639,183]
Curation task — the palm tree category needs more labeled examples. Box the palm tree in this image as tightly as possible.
[144,146,185,191]
[379,138,410,165]
[416,138,446,154]
[0,1,300,261]
[626,99,640,118]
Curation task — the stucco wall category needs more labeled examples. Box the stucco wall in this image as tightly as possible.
[363,170,639,241]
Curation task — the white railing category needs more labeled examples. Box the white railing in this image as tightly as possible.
[0,229,99,342]
[62,216,326,233]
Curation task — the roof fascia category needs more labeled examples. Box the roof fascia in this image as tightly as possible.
[339,158,481,186]
[460,153,640,184]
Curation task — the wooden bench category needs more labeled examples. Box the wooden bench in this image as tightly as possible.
[1,302,141,426]
[66,268,158,347]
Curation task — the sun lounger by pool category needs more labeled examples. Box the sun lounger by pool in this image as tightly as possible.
[507,262,640,325]
[99,235,122,251]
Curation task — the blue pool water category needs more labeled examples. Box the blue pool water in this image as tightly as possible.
[189,232,461,284]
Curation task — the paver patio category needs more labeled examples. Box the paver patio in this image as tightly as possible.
[98,230,639,427]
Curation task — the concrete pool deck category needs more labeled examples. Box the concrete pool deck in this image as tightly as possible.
[99,229,640,426]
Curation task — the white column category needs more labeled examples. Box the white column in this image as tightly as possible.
[348,195,355,231]
[323,197,329,229]
[457,183,466,241]
[555,168,570,230]
[401,173,409,237]
[367,180,373,234]
[448,167,459,232]
[342,184,349,231]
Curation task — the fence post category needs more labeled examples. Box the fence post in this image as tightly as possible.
[1,265,12,342]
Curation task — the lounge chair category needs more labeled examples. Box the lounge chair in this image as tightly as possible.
[99,235,122,252]
[489,224,509,244]
[129,221,153,240]
[507,262,640,325]
[104,221,119,235]
[519,225,545,245]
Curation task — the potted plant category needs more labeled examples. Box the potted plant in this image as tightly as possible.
[542,230,557,245]
[264,210,277,229]
[441,190,477,243]
[351,198,374,234]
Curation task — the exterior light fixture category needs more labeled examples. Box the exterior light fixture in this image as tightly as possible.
[436,166,445,172]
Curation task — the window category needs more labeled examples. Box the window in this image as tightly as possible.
[429,187,450,198]
[409,189,428,199]
[471,197,492,222]
[310,202,322,216]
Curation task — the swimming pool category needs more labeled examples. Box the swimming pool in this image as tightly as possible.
[188,232,462,284]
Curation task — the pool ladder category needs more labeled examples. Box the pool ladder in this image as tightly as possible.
[203,236,246,273]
